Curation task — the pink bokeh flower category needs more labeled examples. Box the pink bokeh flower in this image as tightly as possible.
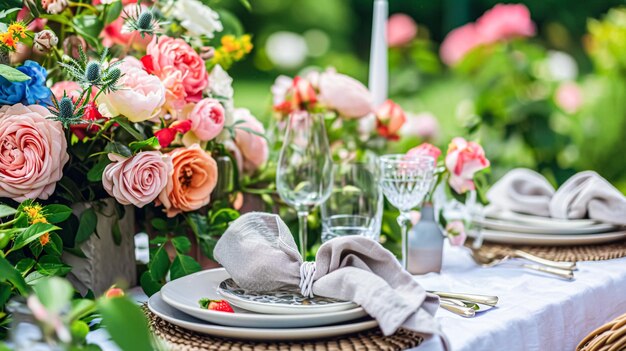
[375,99,406,140]
[440,23,485,66]
[97,57,166,122]
[146,36,209,101]
[103,151,172,208]
[555,81,583,114]
[400,112,440,140]
[233,108,268,173]
[407,143,442,161]
[387,13,418,47]
[318,71,373,118]
[0,104,69,201]
[445,137,490,194]
[476,4,536,43]
[446,221,467,246]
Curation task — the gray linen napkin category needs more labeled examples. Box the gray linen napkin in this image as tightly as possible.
[214,212,449,349]
[487,168,626,225]
[487,168,555,216]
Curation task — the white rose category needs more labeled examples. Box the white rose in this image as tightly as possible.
[172,0,223,38]
[208,64,234,99]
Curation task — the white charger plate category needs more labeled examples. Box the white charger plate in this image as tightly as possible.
[471,229,626,246]
[217,278,357,315]
[484,208,598,229]
[474,218,616,235]
[149,292,378,341]
[160,268,366,327]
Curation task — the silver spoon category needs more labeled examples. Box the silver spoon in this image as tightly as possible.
[470,249,574,280]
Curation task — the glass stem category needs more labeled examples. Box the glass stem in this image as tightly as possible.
[397,212,411,269]
[297,210,309,259]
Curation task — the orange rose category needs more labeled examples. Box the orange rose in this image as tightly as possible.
[158,144,218,217]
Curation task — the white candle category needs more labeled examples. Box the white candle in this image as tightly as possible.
[368,0,388,107]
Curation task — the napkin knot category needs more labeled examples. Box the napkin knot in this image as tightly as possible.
[299,261,316,298]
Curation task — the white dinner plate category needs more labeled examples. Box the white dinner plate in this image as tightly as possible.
[217,278,357,315]
[160,268,366,327]
[484,208,599,229]
[149,292,378,341]
[474,218,617,235]
[471,229,626,246]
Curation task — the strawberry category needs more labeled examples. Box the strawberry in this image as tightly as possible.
[199,298,234,313]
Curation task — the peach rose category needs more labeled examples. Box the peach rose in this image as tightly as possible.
[0,104,69,201]
[97,57,166,122]
[387,13,418,47]
[376,99,406,140]
[102,151,172,208]
[233,108,268,173]
[147,36,208,99]
[476,4,535,43]
[184,98,225,142]
[318,71,373,118]
[158,144,218,217]
[445,137,490,194]
[101,3,152,50]
[407,143,442,161]
[50,81,81,100]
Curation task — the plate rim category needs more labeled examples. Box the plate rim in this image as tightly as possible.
[475,217,617,235]
[149,292,379,341]
[485,208,599,226]
[471,229,626,245]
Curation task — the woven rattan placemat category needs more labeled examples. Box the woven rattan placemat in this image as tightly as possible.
[472,239,626,262]
[145,308,423,351]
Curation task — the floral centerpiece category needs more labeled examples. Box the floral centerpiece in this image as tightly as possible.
[0,0,260,296]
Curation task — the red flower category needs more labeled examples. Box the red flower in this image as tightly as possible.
[155,120,193,148]
[71,102,104,140]
[292,76,317,108]
[140,55,155,74]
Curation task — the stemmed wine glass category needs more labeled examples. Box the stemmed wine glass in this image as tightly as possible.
[276,112,334,258]
[379,155,435,269]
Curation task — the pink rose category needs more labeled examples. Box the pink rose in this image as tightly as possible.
[440,23,485,66]
[445,137,490,194]
[97,57,166,122]
[407,143,442,161]
[159,67,188,114]
[555,81,583,114]
[50,81,82,101]
[147,36,208,99]
[476,4,535,43]
[101,3,152,50]
[0,104,69,201]
[446,221,467,246]
[387,14,418,47]
[318,71,373,118]
[400,112,439,140]
[158,144,218,217]
[233,108,268,173]
[102,151,172,208]
[184,98,225,142]
[375,99,406,140]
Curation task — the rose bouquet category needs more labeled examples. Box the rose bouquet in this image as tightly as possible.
[0,0,259,295]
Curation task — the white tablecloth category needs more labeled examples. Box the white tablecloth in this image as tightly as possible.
[90,242,626,351]
[413,243,626,351]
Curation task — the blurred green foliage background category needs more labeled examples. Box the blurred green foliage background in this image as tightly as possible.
[223,0,626,190]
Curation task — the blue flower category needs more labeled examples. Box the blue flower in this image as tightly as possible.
[0,60,51,106]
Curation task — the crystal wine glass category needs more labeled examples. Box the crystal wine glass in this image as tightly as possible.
[276,112,334,257]
[379,154,435,269]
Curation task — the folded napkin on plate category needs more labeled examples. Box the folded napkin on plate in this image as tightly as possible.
[488,168,626,225]
[214,212,449,349]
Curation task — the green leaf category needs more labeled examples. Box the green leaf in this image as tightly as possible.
[72,14,104,49]
[170,254,201,281]
[104,0,123,24]
[45,204,73,224]
[150,218,168,231]
[198,238,218,261]
[15,258,36,276]
[129,137,160,153]
[104,141,132,158]
[43,233,63,256]
[171,236,191,255]
[35,255,72,277]
[97,297,154,351]
[0,205,16,218]
[239,0,252,11]
[70,320,90,342]
[139,271,161,297]
[76,208,98,245]
[0,256,29,295]
[33,277,73,313]
[149,244,170,282]
[0,283,12,309]
[114,118,145,141]
[12,223,59,252]
[112,218,122,246]
[24,271,47,285]
[68,298,97,321]
[0,64,30,82]
[87,156,112,182]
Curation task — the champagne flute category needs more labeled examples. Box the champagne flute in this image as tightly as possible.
[276,112,334,257]
[379,155,435,269]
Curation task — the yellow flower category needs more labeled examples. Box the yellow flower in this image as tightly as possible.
[31,217,48,224]
[8,22,27,38]
[0,32,17,50]
[39,233,50,246]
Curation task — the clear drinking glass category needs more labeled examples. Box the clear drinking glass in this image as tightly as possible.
[321,162,383,242]
[276,112,334,257]
[379,154,435,269]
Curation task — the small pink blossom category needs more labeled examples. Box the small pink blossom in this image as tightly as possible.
[387,14,418,47]
[184,98,225,142]
[375,99,406,140]
[445,137,490,194]
[407,143,442,161]
[476,4,536,43]
[318,70,373,118]
[401,112,439,139]
[440,23,485,66]
[555,81,583,114]
[446,221,467,246]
